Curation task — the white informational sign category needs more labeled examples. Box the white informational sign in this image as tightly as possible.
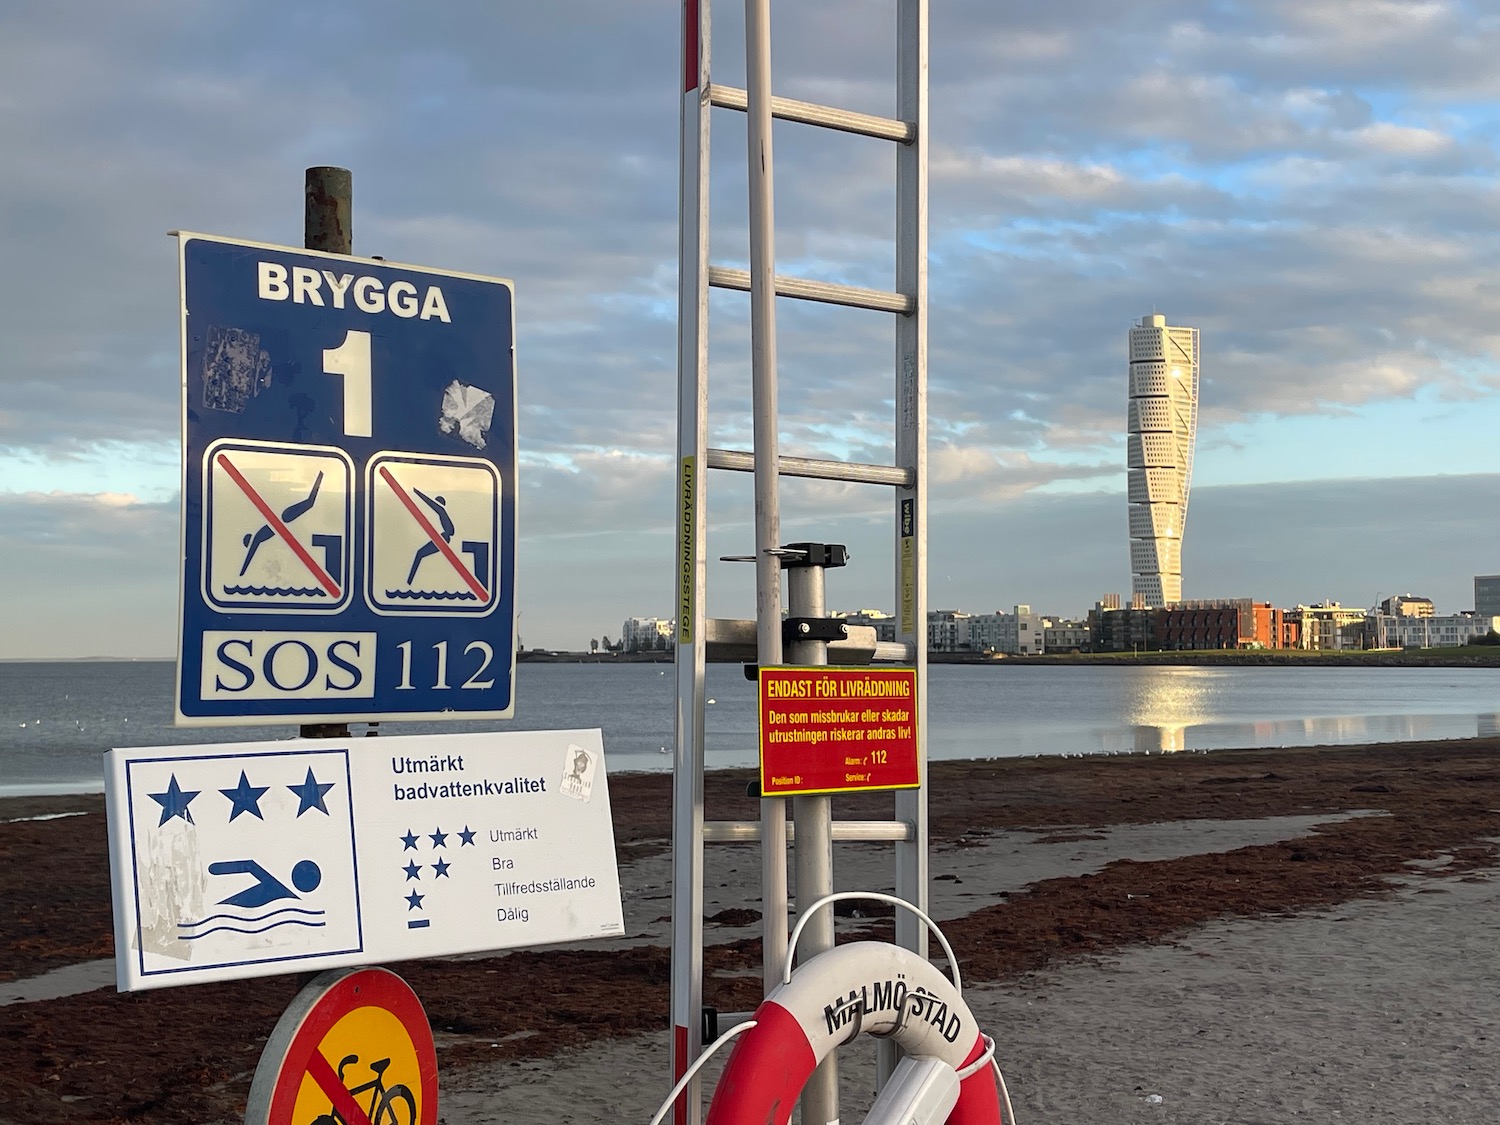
[104,729,623,992]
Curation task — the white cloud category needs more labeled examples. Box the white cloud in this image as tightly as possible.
[4,0,1500,654]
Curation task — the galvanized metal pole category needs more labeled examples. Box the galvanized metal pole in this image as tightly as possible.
[670,2,712,1121]
[744,0,789,994]
[878,0,930,1090]
[301,166,354,741]
[787,555,837,1125]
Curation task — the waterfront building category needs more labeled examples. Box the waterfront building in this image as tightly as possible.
[1286,603,1368,650]
[1043,619,1089,653]
[1155,599,1282,650]
[621,616,675,652]
[1475,576,1500,619]
[968,606,1049,655]
[1370,613,1500,649]
[1127,313,1200,606]
[1089,605,1156,653]
[927,610,972,653]
[1378,594,1434,617]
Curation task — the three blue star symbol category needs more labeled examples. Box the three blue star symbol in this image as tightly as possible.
[287,768,335,817]
[403,861,422,881]
[405,890,425,911]
[219,771,269,822]
[433,857,451,878]
[458,826,476,846]
[429,827,448,848]
[148,775,200,827]
[400,829,420,851]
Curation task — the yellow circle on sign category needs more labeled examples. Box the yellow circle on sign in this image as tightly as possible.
[292,1004,427,1124]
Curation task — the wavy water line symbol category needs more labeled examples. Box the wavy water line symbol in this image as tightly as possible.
[382,588,479,601]
[222,585,327,596]
[177,905,326,941]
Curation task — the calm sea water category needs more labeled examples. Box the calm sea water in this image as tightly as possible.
[2,660,1499,796]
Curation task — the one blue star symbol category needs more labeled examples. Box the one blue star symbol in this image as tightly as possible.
[432,857,451,878]
[219,771,269,822]
[403,861,422,881]
[149,775,200,827]
[429,826,448,848]
[458,826,476,846]
[400,829,420,851]
[287,768,335,817]
[405,890,425,911]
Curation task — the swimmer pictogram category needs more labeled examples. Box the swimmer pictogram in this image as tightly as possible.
[366,453,499,615]
[120,749,362,983]
[203,439,353,613]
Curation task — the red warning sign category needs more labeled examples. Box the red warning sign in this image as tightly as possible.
[758,667,920,796]
[245,967,438,1125]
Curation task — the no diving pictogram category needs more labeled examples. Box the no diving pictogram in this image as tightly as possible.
[204,439,353,613]
[245,967,438,1125]
[366,453,499,616]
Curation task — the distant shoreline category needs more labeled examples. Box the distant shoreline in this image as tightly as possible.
[6,647,1500,668]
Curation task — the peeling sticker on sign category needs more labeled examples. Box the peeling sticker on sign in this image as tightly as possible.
[560,743,597,802]
[438,380,495,449]
[202,325,272,413]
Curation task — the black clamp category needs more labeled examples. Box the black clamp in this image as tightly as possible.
[780,542,848,569]
[783,617,849,646]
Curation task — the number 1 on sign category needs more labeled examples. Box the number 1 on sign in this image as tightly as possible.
[323,330,372,437]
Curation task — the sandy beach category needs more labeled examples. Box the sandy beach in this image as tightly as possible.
[3,738,1498,1124]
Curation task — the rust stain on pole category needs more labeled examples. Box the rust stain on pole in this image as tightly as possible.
[305,166,352,254]
[302,166,352,741]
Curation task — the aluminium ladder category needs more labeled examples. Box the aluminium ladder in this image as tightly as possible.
[670,3,929,1124]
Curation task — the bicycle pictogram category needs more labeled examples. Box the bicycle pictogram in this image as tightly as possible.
[310,1053,416,1125]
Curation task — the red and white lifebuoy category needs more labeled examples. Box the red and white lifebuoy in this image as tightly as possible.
[704,941,1003,1125]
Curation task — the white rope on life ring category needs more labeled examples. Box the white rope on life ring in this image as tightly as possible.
[702,940,1005,1125]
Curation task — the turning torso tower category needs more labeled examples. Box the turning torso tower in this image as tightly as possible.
[1127,313,1200,606]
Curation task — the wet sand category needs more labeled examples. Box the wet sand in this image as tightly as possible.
[2,738,1498,1123]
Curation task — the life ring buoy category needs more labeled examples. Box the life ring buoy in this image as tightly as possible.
[704,941,1002,1125]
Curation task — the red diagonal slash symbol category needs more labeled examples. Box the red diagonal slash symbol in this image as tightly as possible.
[379,466,489,601]
[305,1049,376,1125]
[216,453,341,598]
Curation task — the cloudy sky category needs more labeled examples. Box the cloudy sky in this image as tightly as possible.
[4,0,1500,659]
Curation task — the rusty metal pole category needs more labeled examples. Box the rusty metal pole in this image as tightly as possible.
[305,166,352,255]
[300,166,353,740]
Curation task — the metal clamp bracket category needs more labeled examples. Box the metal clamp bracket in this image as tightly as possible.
[780,541,848,569]
[783,617,848,646]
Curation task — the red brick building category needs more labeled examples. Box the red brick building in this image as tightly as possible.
[1155,599,1282,650]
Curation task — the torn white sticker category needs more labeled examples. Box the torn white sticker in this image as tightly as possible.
[438,380,496,450]
[559,743,597,802]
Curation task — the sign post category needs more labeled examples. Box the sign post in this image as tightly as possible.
[174,230,517,725]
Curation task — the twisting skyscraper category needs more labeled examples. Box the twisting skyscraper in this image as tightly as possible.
[1127,313,1199,606]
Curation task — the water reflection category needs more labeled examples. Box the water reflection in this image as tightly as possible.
[1093,711,1492,760]
[1133,725,1186,753]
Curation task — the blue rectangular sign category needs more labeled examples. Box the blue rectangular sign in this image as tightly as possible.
[175,233,517,724]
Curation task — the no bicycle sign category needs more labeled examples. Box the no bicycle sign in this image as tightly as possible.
[245,967,438,1125]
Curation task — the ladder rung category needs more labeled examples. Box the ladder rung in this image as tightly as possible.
[704,820,915,843]
[708,83,915,144]
[873,641,916,663]
[707,448,914,488]
[708,266,914,315]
